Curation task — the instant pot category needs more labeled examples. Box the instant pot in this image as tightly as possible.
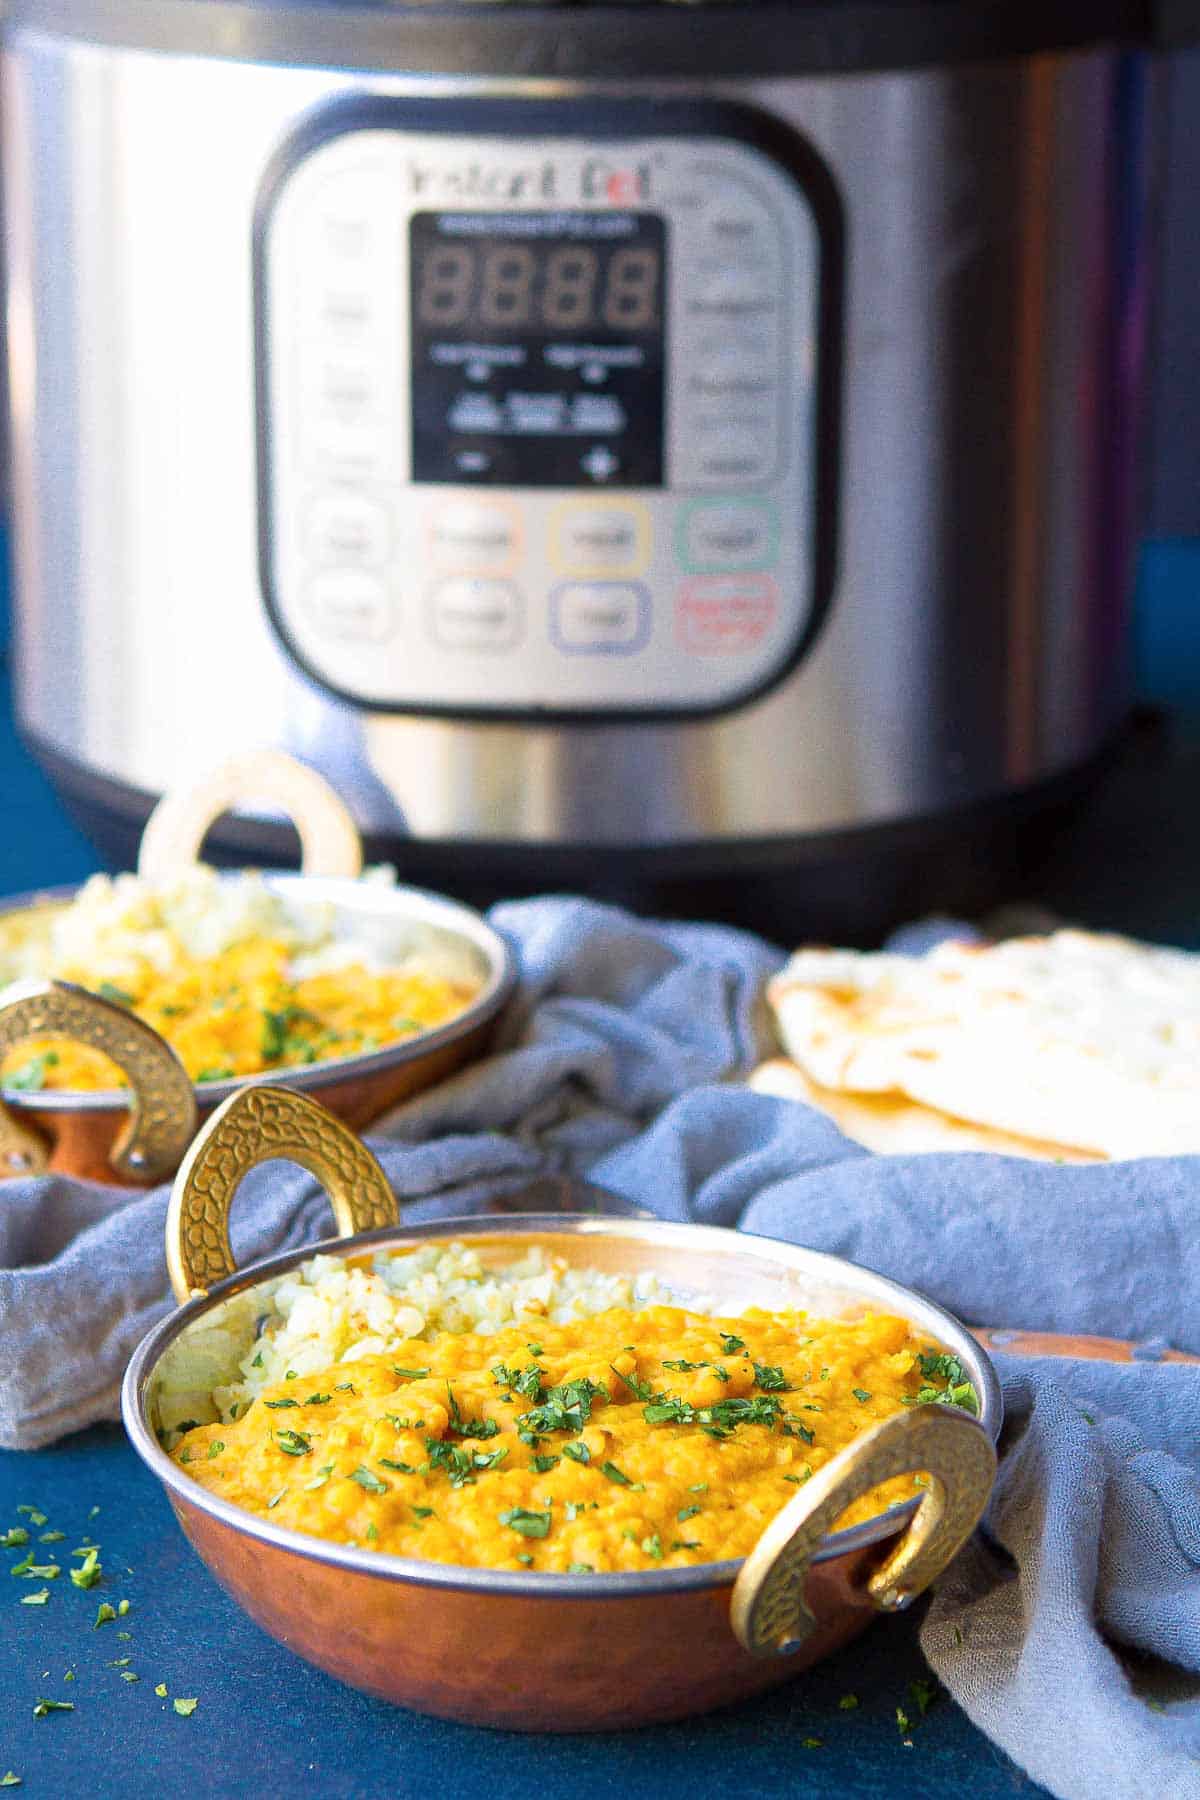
[1,0,1189,936]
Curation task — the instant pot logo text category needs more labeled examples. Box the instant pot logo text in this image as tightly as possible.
[402,158,652,204]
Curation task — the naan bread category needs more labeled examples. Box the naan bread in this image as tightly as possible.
[748,1058,1102,1161]
[766,930,1200,1161]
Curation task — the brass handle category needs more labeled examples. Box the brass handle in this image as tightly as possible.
[0,979,199,1183]
[166,1084,399,1302]
[730,1405,997,1658]
[137,749,363,881]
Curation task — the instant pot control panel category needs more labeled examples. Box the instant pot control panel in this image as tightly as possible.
[256,99,840,719]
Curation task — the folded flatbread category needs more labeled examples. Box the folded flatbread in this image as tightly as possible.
[747,1057,1102,1161]
[764,930,1200,1161]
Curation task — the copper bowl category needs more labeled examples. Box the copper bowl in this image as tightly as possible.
[121,1086,1001,1731]
[0,876,515,1185]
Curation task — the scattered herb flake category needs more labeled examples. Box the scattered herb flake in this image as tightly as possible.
[32,1699,73,1718]
[275,1429,311,1457]
[601,1461,633,1487]
[349,1466,389,1495]
[562,1441,590,1465]
[70,1550,101,1590]
[16,1509,47,1527]
[1,1529,29,1548]
[567,1562,594,1575]
[94,1603,116,1628]
[19,1589,50,1607]
[117,1600,130,1616]
[677,1504,703,1522]
[720,1334,746,1355]
[0,1774,20,1787]
[499,1507,551,1540]
[853,1389,872,1404]
[121,1672,139,1684]
[839,1693,859,1711]
[155,1683,168,1698]
[392,1368,428,1381]
[752,1364,791,1392]
[173,1698,199,1717]
[263,1398,299,1410]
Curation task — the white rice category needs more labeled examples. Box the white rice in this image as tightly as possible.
[153,1243,702,1441]
[0,862,405,987]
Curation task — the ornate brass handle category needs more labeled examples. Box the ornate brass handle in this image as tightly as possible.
[0,980,198,1182]
[166,1084,399,1302]
[137,749,363,881]
[730,1405,997,1658]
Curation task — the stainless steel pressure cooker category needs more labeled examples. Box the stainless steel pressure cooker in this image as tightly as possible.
[0,0,1184,935]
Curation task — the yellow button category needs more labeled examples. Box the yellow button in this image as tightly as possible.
[550,501,650,578]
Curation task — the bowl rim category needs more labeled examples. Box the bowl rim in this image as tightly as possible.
[0,874,517,1112]
[122,1212,1003,1600]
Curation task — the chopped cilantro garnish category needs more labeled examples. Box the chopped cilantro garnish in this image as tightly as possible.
[720,1334,746,1355]
[852,1388,872,1404]
[206,1441,225,1460]
[5,1054,58,1094]
[499,1507,551,1540]
[567,1563,594,1575]
[677,1504,702,1522]
[365,1523,378,1543]
[378,1459,414,1474]
[490,1362,543,1401]
[263,1398,298,1410]
[909,1677,939,1717]
[516,1554,533,1566]
[562,1441,590,1465]
[670,1540,700,1552]
[517,1377,605,1439]
[304,1394,331,1407]
[662,1359,704,1373]
[95,981,134,1006]
[529,1454,559,1474]
[912,1352,980,1415]
[600,1461,633,1486]
[425,1441,477,1488]
[609,1364,652,1401]
[349,1466,389,1495]
[69,1550,101,1590]
[753,1364,791,1392]
[526,1344,543,1356]
[412,1506,435,1520]
[392,1367,429,1381]
[274,1429,311,1457]
[640,1534,663,1560]
[782,1417,815,1445]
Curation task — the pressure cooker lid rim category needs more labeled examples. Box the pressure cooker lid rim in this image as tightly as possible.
[1,0,1170,78]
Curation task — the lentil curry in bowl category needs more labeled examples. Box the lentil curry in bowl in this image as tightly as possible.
[123,1086,1000,1730]
[158,1241,981,1573]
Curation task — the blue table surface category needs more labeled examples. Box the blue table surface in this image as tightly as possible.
[0,652,1049,1799]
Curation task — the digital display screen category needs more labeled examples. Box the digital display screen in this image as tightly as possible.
[409,210,666,488]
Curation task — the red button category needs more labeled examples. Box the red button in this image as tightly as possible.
[676,576,777,654]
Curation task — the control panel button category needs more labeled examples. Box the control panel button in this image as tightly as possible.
[429,579,521,651]
[306,569,394,642]
[551,503,649,577]
[681,502,777,573]
[676,576,778,655]
[306,494,390,567]
[551,583,649,655]
[689,423,776,487]
[429,501,520,574]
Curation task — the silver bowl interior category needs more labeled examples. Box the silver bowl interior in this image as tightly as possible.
[0,874,516,1111]
[123,1212,1002,1601]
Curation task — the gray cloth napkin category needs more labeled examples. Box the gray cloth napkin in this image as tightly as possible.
[2,895,1198,1800]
